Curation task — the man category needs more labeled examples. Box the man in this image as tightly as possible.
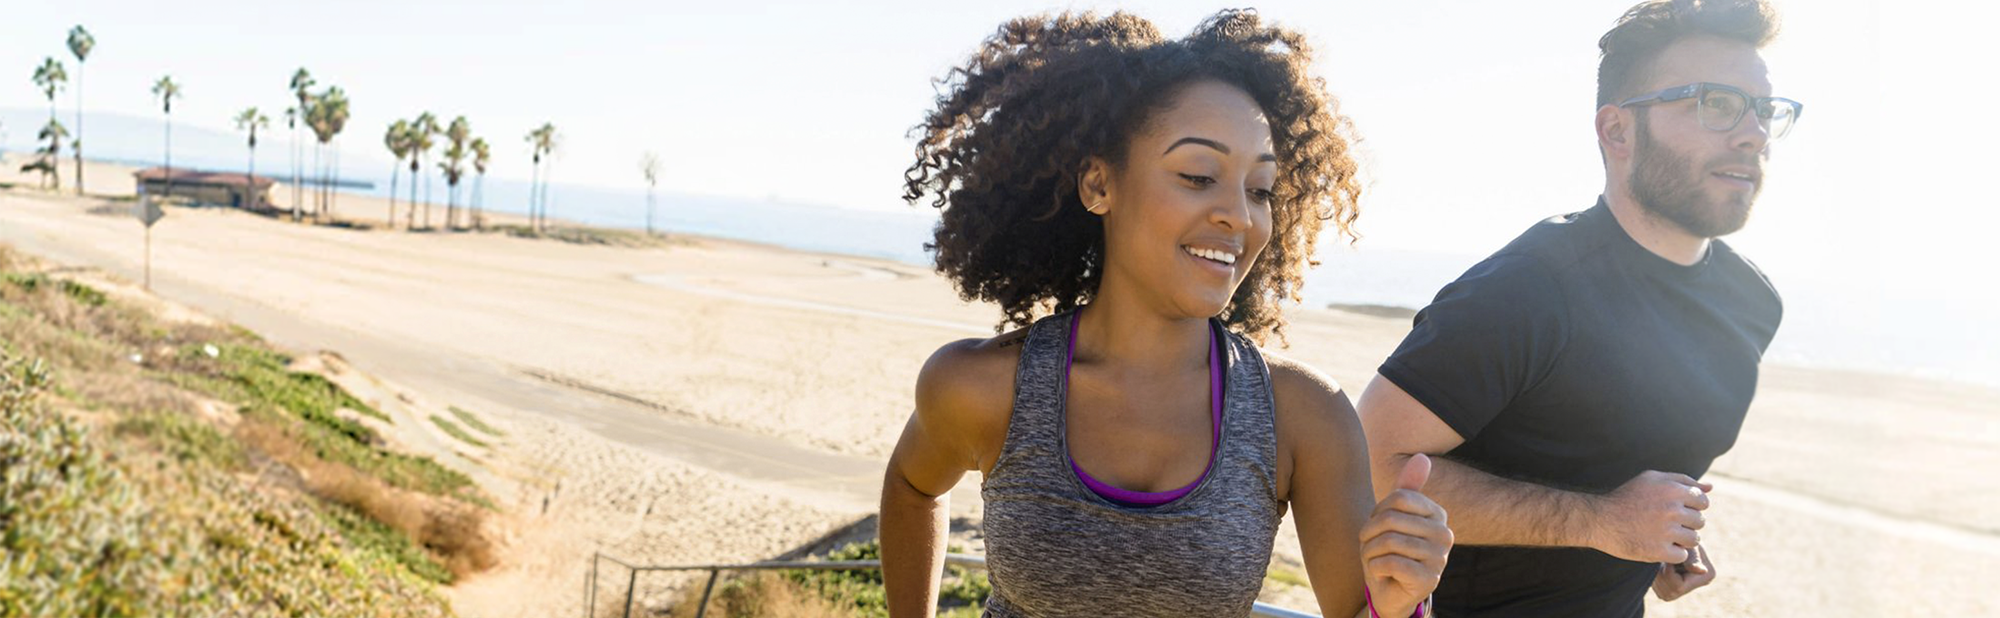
[1355,1,1798,616]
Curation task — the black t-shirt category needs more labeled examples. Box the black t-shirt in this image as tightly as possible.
[1379,199,1782,618]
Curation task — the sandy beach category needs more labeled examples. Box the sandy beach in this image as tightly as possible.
[2,156,1995,616]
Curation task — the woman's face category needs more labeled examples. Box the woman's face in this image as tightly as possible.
[1094,80,1277,319]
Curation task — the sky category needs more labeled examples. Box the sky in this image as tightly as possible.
[1,0,1992,308]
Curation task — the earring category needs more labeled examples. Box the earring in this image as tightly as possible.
[1085,200,1105,214]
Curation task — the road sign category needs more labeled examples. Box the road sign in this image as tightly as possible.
[136,195,164,228]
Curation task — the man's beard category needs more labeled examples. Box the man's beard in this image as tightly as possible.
[1630,112,1760,238]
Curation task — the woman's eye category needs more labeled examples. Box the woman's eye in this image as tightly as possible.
[1249,188,1275,204]
[1178,173,1216,187]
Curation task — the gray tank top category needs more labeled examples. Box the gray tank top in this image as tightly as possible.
[981,311,1285,617]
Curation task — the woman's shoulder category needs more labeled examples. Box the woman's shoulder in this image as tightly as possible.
[914,325,1035,444]
[1258,349,1367,500]
[1258,350,1346,406]
[1258,350,1363,445]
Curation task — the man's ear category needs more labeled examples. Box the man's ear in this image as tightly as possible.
[1597,104,1634,163]
[1077,156,1113,215]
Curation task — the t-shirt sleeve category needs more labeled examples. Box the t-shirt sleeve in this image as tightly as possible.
[1378,253,1569,441]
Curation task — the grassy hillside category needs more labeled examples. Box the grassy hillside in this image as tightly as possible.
[0,244,494,617]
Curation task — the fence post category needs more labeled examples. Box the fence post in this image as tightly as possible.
[586,553,600,618]
[693,568,722,618]
[622,568,639,618]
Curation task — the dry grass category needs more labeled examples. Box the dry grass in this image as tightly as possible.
[664,571,854,618]
[240,415,498,580]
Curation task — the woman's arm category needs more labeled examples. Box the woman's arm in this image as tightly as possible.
[1272,358,1451,618]
[881,411,965,617]
[882,339,1012,618]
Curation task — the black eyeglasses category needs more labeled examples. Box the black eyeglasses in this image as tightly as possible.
[1619,82,1803,141]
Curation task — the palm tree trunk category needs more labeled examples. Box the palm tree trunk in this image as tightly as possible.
[73,69,83,195]
[291,125,301,221]
[528,159,540,232]
[474,173,485,231]
[330,144,340,221]
[409,160,419,229]
[163,114,174,204]
[540,162,552,230]
[248,142,257,209]
[47,101,57,191]
[388,165,399,229]
[312,142,322,222]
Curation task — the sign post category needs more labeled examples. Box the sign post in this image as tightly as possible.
[136,190,164,290]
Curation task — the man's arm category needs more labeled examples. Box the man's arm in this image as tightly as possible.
[1355,374,1710,564]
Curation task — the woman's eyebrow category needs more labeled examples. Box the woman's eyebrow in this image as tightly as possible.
[1163,136,1229,156]
[1162,136,1277,162]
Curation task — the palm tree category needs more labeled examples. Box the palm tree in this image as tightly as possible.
[284,106,299,218]
[412,113,440,228]
[470,137,491,230]
[30,57,67,191]
[524,130,540,230]
[67,26,93,195]
[405,119,425,229]
[525,123,558,231]
[151,76,181,201]
[288,68,315,220]
[17,119,66,189]
[440,116,470,230]
[640,151,661,236]
[383,119,414,229]
[304,96,325,219]
[305,86,350,221]
[234,108,270,209]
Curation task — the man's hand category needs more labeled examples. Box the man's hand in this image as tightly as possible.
[1652,544,1716,601]
[1589,471,1711,564]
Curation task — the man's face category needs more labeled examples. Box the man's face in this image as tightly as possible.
[1627,35,1773,238]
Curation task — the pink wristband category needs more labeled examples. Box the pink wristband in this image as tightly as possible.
[1364,586,1428,618]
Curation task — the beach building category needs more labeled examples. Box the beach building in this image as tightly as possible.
[133,167,274,209]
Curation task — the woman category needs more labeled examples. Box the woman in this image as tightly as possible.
[882,10,1451,618]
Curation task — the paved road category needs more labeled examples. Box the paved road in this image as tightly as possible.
[0,193,977,517]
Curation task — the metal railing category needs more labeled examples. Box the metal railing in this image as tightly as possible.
[585,551,1320,618]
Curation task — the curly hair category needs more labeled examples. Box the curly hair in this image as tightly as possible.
[903,9,1361,345]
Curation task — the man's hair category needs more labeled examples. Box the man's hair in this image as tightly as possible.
[1596,0,1781,108]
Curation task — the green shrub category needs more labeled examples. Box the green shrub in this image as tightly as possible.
[0,354,453,617]
[448,405,504,437]
[113,411,246,469]
[430,414,489,448]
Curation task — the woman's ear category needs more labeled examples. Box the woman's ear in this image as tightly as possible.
[1077,157,1113,215]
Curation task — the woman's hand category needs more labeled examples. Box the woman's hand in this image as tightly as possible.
[1359,454,1452,617]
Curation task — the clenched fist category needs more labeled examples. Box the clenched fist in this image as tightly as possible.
[1590,470,1711,564]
